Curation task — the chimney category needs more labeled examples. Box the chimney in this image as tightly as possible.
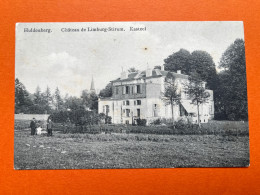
[121,71,128,80]
[146,67,152,77]
[161,65,165,71]
[177,70,181,74]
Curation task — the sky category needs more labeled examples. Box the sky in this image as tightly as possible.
[15,21,244,97]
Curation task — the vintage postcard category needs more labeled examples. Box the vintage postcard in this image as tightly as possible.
[15,22,249,169]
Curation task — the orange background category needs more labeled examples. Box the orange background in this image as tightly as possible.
[0,0,260,194]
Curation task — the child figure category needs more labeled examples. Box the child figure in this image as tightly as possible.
[36,120,42,135]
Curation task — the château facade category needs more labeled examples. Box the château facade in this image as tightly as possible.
[98,66,214,125]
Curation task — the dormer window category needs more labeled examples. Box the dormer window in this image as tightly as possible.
[126,86,129,94]
[122,86,129,94]
[137,85,141,93]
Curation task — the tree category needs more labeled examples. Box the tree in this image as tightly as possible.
[164,49,192,75]
[34,86,43,105]
[215,39,247,120]
[64,96,84,111]
[54,87,63,111]
[15,78,33,113]
[163,73,181,125]
[81,89,90,107]
[190,50,218,90]
[128,67,139,73]
[99,83,112,97]
[42,86,53,113]
[81,90,98,111]
[185,72,210,127]
[163,49,217,90]
[31,86,46,114]
[89,92,98,110]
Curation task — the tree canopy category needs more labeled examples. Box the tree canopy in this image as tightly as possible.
[164,49,192,75]
[164,49,217,90]
[15,79,100,115]
[15,78,33,114]
[190,50,218,90]
[128,67,139,73]
[99,83,112,98]
[214,39,247,120]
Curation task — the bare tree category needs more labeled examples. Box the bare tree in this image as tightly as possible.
[185,72,210,127]
[163,73,181,125]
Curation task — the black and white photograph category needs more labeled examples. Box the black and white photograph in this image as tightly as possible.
[14,22,249,169]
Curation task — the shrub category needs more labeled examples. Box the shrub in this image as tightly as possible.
[50,119,248,137]
[105,116,112,124]
[51,110,112,125]
[150,118,161,125]
[136,119,147,126]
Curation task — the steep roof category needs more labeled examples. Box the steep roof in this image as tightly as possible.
[111,69,188,82]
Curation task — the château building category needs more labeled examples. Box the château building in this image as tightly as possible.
[98,66,214,125]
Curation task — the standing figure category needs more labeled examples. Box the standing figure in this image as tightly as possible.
[30,118,36,135]
[47,118,53,136]
[64,117,71,133]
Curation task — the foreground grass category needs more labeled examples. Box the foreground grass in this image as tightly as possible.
[14,129,249,169]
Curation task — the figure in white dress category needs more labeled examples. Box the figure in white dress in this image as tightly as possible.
[36,126,42,135]
[36,120,42,135]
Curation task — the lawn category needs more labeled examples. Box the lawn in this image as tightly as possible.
[14,126,249,169]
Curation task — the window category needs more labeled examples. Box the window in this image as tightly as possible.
[137,100,141,105]
[126,86,129,94]
[125,120,129,125]
[137,109,140,117]
[126,100,130,105]
[179,104,188,117]
[126,109,130,117]
[103,105,109,116]
[153,104,158,117]
[137,85,141,93]
[116,87,119,95]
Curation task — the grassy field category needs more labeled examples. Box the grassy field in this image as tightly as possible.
[14,122,249,169]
